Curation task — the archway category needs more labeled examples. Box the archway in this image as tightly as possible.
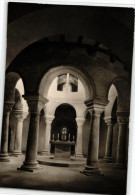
[0,72,28,161]
[39,65,94,101]
[4,72,22,103]
[102,84,118,160]
[105,78,130,112]
[51,103,77,156]
[105,84,118,118]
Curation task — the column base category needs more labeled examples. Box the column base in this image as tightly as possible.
[40,150,50,156]
[75,153,84,159]
[0,153,10,162]
[102,157,114,163]
[81,165,103,176]
[12,151,22,156]
[17,161,40,172]
[9,151,13,154]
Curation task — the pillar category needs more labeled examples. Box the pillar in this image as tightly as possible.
[8,123,15,153]
[41,115,54,155]
[12,110,28,155]
[9,114,16,153]
[19,95,48,171]
[116,112,129,167]
[0,101,14,162]
[75,118,85,158]
[82,99,108,175]
[104,117,116,162]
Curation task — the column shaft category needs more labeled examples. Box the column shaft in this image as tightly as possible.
[42,123,51,154]
[19,95,48,171]
[41,115,54,155]
[9,124,15,153]
[1,113,10,154]
[22,113,40,169]
[116,123,127,165]
[116,112,129,167]
[13,111,28,155]
[81,99,108,175]
[0,102,13,161]
[105,125,113,158]
[14,120,23,154]
[76,126,83,157]
[76,118,85,158]
[87,114,100,166]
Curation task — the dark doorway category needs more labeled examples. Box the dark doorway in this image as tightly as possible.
[51,104,77,155]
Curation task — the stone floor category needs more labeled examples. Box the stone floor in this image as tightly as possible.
[0,154,127,195]
[38,155,86,167]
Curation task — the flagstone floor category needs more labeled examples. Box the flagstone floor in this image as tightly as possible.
[0,154,127,195]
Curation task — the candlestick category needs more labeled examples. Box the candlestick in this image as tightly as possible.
[52,133,54,140]
[57,133,60,140]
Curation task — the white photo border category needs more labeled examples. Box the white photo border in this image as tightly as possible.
[0,0,135,194]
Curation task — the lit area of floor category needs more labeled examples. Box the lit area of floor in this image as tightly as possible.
[38,155,86,167]
[0,154,127,194]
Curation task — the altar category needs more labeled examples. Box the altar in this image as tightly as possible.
[50,140,75,159]
[50,127,76,160]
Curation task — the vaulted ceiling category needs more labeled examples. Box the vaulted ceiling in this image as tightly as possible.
[7,3,134,73]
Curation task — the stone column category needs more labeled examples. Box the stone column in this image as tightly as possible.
[8,122,15,153]
[0,101,14,162]
[116,112,129,167]
[19,95,48,171]
[12,110,28,155]
[41,115,54,155]
[104,117,116,162]
[82,100,108,175]
[75,118,85,158]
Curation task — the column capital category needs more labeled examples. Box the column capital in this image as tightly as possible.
[44,115,54,124]
[4,101,14,113]
[76,118,85,127]
[23,95,48,113]
[12,110,28,122]
[104,117,116,126]
[116,112,129,125]
[85,99,108,116]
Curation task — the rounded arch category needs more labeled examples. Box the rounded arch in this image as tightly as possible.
[5,72,25,103]
[7,6,132,68]
[51,103,77,155]
[104,84,118,118]
[45,101,79,119]
[106,77,130,112]
[13,88,23,111]
[54,103,76,119]
[4,72,28,112]
[39,65,95,100]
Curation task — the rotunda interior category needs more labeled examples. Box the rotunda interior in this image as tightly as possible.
[0,3,133,194]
